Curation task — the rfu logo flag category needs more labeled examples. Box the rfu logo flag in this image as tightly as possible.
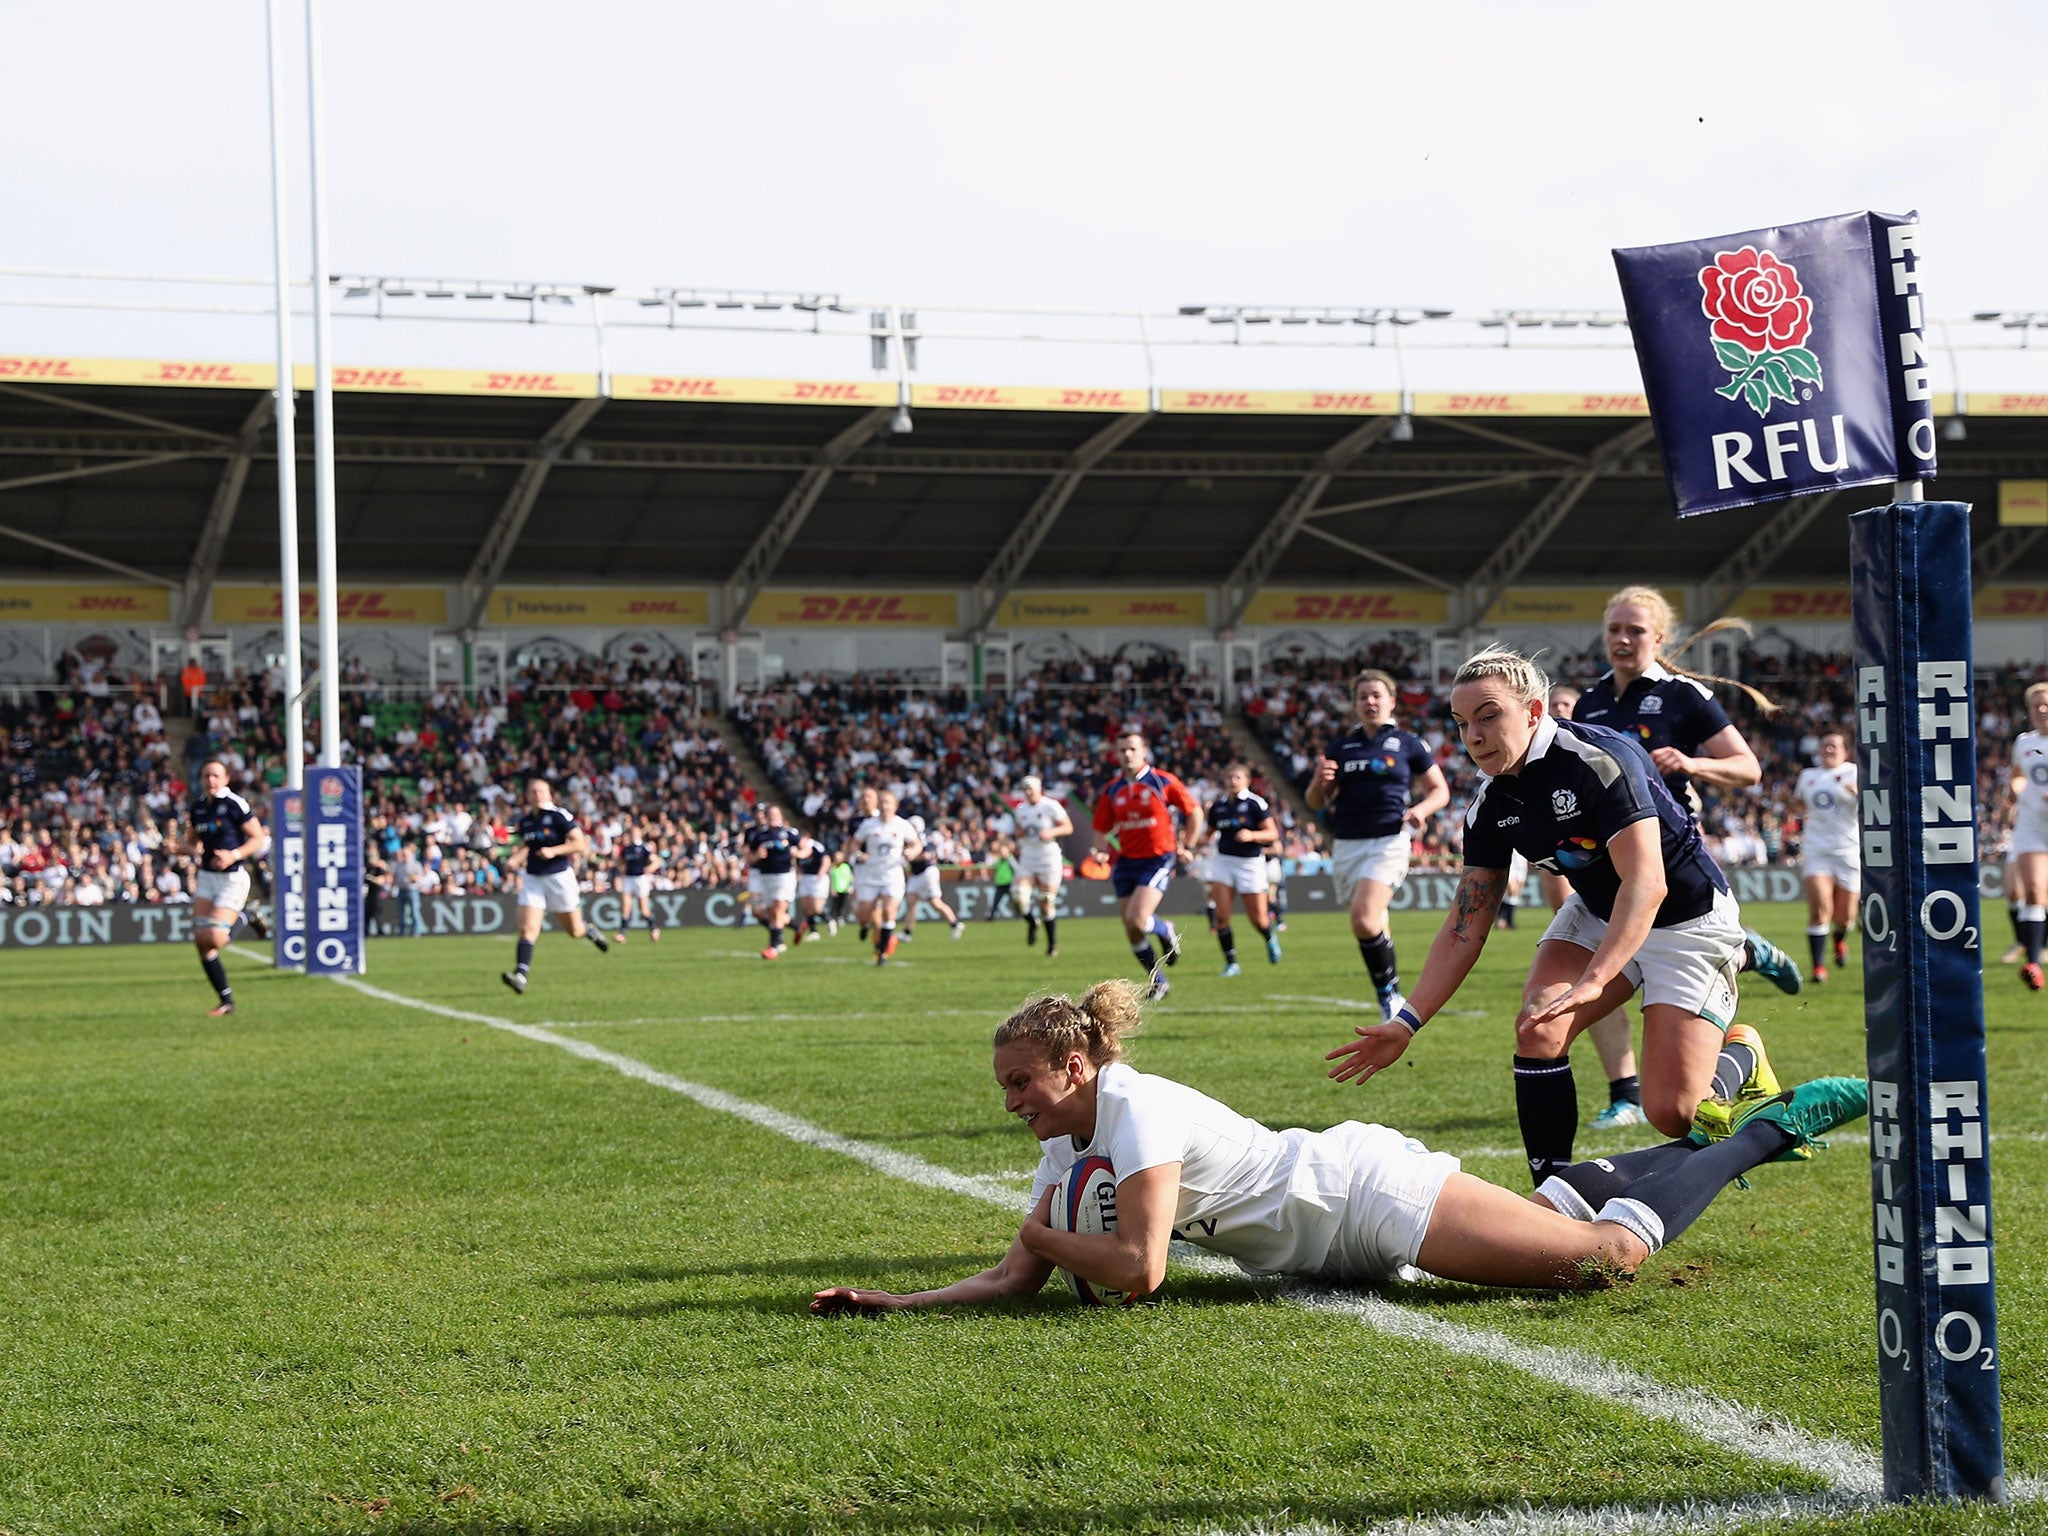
[1614,210,1935,518]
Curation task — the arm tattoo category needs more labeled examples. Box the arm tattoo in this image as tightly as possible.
[1450,868,1507,943]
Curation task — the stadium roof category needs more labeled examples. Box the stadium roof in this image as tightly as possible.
[3,355,2047,634]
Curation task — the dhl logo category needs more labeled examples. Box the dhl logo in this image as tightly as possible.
[1181,392,1255,409]
[249,592,425,621]
[483,373,570,393]
[1995,396,2048,413]
[795,596,921,623]
[1757,591,1853,619]
[1446,394,1514,412]
[1981,589,2048,617]
[1123,601,1186,616]
[930,386,1008,405]
[0,358,87,379]
[1309,394,1387,411]
[1058,390,1138,409]
[154,363,251,384]
[1577,395,1646,412]
[1277,595,1427,621]
[73,596,147,612]
[647,378,733,398]
[790,382,868,400]
[333,368,419,389]
[624,599,687,614]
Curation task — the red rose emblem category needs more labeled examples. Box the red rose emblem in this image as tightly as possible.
[1699,247,1812,353]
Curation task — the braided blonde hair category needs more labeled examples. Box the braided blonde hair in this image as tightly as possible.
[993,979,1145,1068]
[1603,584,1778,714]
[1452,644,1551,705]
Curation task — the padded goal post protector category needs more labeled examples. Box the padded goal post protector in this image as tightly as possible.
[272,785,308,971]
[303,765,367,976]
[1850,499,2005,1503]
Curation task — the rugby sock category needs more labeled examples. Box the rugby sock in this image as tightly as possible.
[1216,926,1236,965]
[768,924,784,949]
[1513,1054,1579,1187]
[587,930,609,953]
[1598,1119,1798,1253]
[1043,917,1056,950]
[859,925,870,943]
[201,954,232,1003]
[1806,925,1829,969]
[1711,1038,1758,1103]
[1608,1073,1642,1108]
[2022,906,2047,965]
[1541,1141,1695,1218]
[1251,916,1272,939]
[876,923,895,957]
[1130,941,1158,977]
[1025,913,1038,946]
[1358,931,1399,1000]
[1498,897,1517,929]
[515,938,534,975]
[2010,902,2024,947]
[1831,926,1849,964]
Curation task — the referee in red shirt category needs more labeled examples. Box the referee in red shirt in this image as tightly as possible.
[1091,731,1204,1001]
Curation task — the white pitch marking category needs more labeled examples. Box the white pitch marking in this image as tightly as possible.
[299,962,1890,1502]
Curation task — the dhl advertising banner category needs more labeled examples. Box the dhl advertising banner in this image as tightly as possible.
[0,357,596,398]
[1997,481,2048,527]
[1241,589,1450,626]
[913,384,1150,413]
[1614,210,1936,518]
[1726,586,1854,622]
[305,366,598,398]
[1162,389,1400,414]
[211,585,449,626]
[488,587,710,626]
[745,590,960,628]
[1411,392,1648,417]
[611,376,893,406]
[1484,587,1684,625]
[996,591,1207,627]
[1975,585,2048,620]
[0,582,172,622]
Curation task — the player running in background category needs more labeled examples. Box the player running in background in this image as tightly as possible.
[1012,775,1074,957]
[2005,681,2048,990]
[1306,670,1450,1022]
[1794,728,1859,983]
[1327,646,1777,1191]
[613,819,663,944]
[501,777,608,995]
[746,804,810,960]
[812,979,1864,1312]
[1205,762,1281,976]
[1091,731,1203,1002]
[795,831,835,941]
[177,758,270,1016]
[852,787,922,965]
[899,816,966,942]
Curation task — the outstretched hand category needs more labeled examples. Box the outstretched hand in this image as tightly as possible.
[1325,1020,1415,1084]
[1519,978,1599,1030]
[810,1287,908,1316]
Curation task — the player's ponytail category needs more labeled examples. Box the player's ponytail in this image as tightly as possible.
[1604,585,1779,715]
[994,978,1146,1068]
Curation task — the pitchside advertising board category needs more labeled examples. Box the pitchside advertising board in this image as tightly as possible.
[304,766,366,975]
[1618,211,2002,1502]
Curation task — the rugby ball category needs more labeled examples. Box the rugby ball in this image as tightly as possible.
[1049,1155,1133,1306]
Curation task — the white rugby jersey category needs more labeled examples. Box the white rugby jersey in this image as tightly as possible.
[2015,731,2048,824]
[1795,764,1859,858]
[852,813,917,875]
[1014,795,1066,846]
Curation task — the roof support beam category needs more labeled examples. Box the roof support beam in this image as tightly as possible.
[1301,471,1555,522]
[720,407,892,629]
[1216,416,1397,632]
[458,397,607,632]
[966,412,1151,635]
[1462,420,1655,629]
[0,382,238,444]
[0,516,179,586]
[178,395,275,630]
[1974,526,2045,584]
[1693,489,1841,625]
[1296,522,1456,591]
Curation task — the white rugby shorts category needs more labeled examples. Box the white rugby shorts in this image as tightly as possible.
[797,872,831,903]
[2010,811,2048,859]
[907,866,943,901]
[1332,832,1412,892]
[519,870,582,914]
[1541,886,1744,1029]
[1799,847,1861,892]
[194,867,251,914]
[1207,852,1270,895]
[855,869,907,904]
[1313,1121,1462,1283]
[1012,850,1063,890]
[749,870,797,906]
[619,874,654,899]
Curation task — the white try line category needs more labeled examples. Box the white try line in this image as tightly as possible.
[240,951,1887,1509]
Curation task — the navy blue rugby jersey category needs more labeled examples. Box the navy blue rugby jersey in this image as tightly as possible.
[746,821,801,875]
[619,840,655,877]
[517,806,579,877]
[1574,663,1734,807]
[1322,725,1437,839]
[1207,790,1274,859]
[1462,716,1727,926]
[796,839,830,876]
[191,790,257,863]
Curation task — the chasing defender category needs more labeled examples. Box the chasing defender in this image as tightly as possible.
[501,777,608,994]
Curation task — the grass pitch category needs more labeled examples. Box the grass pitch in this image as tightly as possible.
[0,904,2041,1535]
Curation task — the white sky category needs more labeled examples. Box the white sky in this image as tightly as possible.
[6,0,2047,391]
